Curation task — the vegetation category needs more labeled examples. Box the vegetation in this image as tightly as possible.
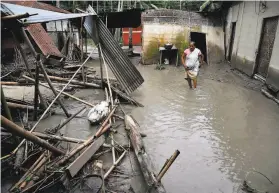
[40,1,205,13]
[174,31,189,57]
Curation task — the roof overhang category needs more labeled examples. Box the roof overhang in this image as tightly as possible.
[1,3,96,24]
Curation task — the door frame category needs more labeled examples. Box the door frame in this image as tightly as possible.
[253,16,279,78]
[228,22,236,62]
[190,31,209,65]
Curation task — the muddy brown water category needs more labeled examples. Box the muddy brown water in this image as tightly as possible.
[129,61,279,193]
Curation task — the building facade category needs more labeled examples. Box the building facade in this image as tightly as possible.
[225,1,279,92]
[141,9,224,65]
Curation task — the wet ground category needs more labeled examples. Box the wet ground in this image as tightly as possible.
[129,59,279,193]
[2,56,279,193]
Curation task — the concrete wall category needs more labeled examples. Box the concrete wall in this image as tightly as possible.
[225,1,279,90]
[142,9,224,64]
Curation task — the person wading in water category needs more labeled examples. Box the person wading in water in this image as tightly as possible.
[181,42,204,89]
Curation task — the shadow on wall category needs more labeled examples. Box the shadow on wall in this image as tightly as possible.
[143,31,189,65]
[207,41,225,64]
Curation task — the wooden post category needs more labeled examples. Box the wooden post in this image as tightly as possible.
[80,19,83,61]
[1,116,65,155]
[12,30,47,110]
[33,60,39,120]
[1,85,13,121]
[157,150,180,182]
[129,28,133,49]
[125,115,166,193]
[21,25,70,118]
[38,58,70,117]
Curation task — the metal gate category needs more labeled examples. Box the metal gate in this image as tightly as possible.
[256,16,279,78]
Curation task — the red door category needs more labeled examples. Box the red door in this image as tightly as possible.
[122,26,142,46]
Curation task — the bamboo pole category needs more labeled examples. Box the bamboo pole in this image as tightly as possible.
[104,150,127,179]
[11,31,47,110]
[33,62,39,120]
[10,152,45,191]
[13,51,94,155]
[7,102,34,110]
[56,106,86,132]
[111,133,116,164]
[58,106,117,165]
[36,74,100,88]
[1,85,13,121]
[1,116,65,155]
[38,58,70,117]
[33,132,85,143]
[157,150,180,182]
[22,75,95,107]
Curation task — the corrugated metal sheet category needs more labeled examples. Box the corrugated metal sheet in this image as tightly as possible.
[85,7,144,94]
[27,24,64,58]
[1,3,94,24]
[6,1,70,14]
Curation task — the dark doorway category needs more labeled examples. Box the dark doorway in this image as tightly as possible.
[228,22,236,61]
[256,16,279,78]
[190,32,207,63]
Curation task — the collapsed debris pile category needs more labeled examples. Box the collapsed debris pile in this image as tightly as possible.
[1,3,180,193]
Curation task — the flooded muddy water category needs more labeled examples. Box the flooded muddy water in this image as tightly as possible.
[130,61,279,193]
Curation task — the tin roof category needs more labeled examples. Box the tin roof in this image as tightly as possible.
[1,3,93,24]
[27,24,64,58]
[6,1,70,14]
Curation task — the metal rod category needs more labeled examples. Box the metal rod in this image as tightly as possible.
[1,116,65,155]
[157,150,180,182]
[1,85,13,121]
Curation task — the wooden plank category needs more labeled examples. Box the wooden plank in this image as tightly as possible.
[125,115,166,193]
[66,135,105,177]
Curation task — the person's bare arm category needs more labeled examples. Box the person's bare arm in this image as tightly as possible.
[199,53,204,67]
[181,53,186,67]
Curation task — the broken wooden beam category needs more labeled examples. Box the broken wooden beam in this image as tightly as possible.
[157,150,180,182]
[1,85,13,121]
[1,116,65,155]
[7,102,34,110]
[12,30,47,110]
[37,74,100,88]
[22,75,95,107]
[125,115,166,193]
[33,132,86,143]
[66,135,105,177]
[110,85,144,107]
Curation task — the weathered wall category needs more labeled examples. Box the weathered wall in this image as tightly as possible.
[142,9,224,64]
[225,1,279,91]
